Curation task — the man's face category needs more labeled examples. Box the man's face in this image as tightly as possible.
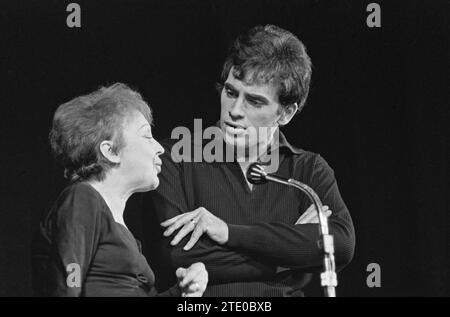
[220,70,283,151]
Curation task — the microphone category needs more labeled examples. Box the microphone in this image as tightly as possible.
[246,163,269,184]
[247,163,291,185]
[246,162,338,297]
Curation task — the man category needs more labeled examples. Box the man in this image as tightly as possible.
[136,25,355,296]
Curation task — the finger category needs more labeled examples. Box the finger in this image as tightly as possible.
[307,205,329,219]
[179,270,200,289]
[183,224,205,251]
[299,208,331,224]
[299,207,320,223]
[311,210,332,224]
[298,205,328,223]
[163,212,197,236]
[301,210,332,224]
[314,208,331,220]
[176,267,187,280]
[183,290,202,297]
[185,289,204,297]
[186,282,201,293]
[300,204,315,218]
[161,213,185,227]
[300,214,318,224]
[297,211,310,223]
[182,278,206,297]
[297,211,312,223]
[179,263,205,288]
[162,207,204,233]
[170,222,196,245]
[297,209,313,223]
[161,209,200,228]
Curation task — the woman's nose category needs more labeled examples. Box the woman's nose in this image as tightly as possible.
[153,139,165,155]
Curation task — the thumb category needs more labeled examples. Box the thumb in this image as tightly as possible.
[176,267,187,280]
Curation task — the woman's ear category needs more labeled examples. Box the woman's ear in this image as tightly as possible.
[99,140,121,164]
[278,103,299,126]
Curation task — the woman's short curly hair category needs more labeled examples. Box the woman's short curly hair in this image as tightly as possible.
[49,83,152,182]
[220,25,312,112]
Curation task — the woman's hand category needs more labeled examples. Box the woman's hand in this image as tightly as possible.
[176,262,208,297]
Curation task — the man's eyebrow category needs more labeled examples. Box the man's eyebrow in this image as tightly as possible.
[225,82,269,103]
[224,82,237,90]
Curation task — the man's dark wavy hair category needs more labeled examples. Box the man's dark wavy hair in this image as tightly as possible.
[220,25,312,112]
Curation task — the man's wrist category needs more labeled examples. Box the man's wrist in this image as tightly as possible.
[225,224,251,248]
[216,223,229,245]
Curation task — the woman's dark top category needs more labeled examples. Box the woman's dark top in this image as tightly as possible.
[32,182,180,297]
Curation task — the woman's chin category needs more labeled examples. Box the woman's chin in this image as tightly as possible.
[135,178,159,193]
[150,180,159,190]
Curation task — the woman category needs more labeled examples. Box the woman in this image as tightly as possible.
[32,83,207,296]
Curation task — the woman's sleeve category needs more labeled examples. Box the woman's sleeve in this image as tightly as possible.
[45,185,103,296]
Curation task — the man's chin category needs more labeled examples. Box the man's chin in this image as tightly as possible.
[224,136,259,151]
[224,134,245,147]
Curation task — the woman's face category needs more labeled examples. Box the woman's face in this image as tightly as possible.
[118,111,164,192]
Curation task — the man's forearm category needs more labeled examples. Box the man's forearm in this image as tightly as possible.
[165,235,277,283]
[226,218,355,271]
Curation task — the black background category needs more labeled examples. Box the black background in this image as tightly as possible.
[0,0,448,296]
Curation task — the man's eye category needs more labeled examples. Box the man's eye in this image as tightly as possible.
[225,88,237,98]
[247,99,263,107]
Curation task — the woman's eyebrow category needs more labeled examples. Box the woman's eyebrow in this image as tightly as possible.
[138,123,150,131]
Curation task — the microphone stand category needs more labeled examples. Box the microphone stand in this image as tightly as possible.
[253,170,338,297]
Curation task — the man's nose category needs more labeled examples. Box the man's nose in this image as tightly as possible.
[229,97,245,120]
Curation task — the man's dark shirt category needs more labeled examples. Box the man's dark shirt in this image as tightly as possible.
[135,130,355,297]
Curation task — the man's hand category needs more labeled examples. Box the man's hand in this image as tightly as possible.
[161,207,229,250]
[296,204,332,224]
[176,262,208,297]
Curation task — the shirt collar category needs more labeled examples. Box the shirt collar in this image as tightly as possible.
[277,130,303,155]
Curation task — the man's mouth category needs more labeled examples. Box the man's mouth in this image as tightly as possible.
[224,122,247,135]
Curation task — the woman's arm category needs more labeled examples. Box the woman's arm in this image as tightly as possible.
[44,184,103,296]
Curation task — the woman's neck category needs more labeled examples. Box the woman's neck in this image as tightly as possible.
[87,174,133,227]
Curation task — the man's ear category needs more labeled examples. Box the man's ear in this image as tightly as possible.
[99,140,121,164]
[278,103,299,126]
